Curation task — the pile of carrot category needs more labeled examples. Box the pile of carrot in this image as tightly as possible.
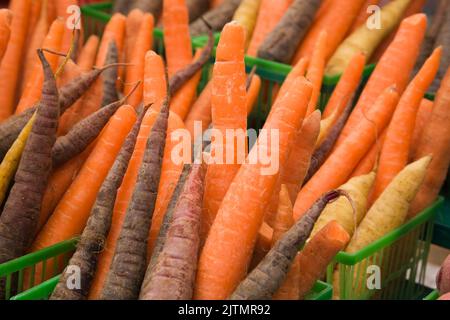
[0,0,448,302]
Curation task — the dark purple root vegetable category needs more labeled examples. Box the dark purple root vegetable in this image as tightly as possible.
[52,82,141,168]
[229,190,343,300]
[190,0,242,37]
[169,29,214,96]
[100,99,169,300]
[113,0,132,14]
[0,50,59,298]
[0,63,124,159]
[187,0,210,22]
[139,164,205,300]
[50,108,146,300]
[101,42,119,108]
[131,0,163,19]
[430,8,450,92]
[303,94,356,184]
[257,0,322,64]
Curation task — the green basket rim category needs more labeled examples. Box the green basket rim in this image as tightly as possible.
[334,197,443,265]
[0,238,78,277]
[423,290,440,301]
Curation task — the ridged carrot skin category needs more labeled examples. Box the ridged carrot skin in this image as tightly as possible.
[0,9,12,62]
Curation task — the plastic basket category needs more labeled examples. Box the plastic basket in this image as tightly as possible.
[423,290,440,301]
[327,197,444,300]
[0,239,78,300]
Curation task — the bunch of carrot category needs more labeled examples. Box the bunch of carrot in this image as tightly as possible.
[0,0,449,302]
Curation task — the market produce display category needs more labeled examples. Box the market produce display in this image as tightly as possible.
[0,0,449,302]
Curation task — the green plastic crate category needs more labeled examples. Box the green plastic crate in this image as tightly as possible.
[423,290,440,301]
[0,239,78,300]
[327,197,444,300]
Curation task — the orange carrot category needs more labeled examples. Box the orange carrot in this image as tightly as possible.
[169,49,202,119]
[194,77,312,300]
[323,52,366,118]
[275,57,309,105]
[77,35,99,71]
[246,73,261,114]
[201,22,248,241]
[184,80,213,140]
[56,0,78,54]
[409,67,450,216]
[125,9,144,65]
[351,129,387,178]
[15,18,64,115]
[306,31,328,115]
[0,9,12,63]
[246,0,292,56]
[349,0,381,33]
[163,0,192,77]
[23,0,48,87]
[292,0,366,63]
[96,13,126,68]
[143,50,167,110]
[0,0,31,121]
[371,0,426,63]
[293,86,399,220]
[370,47,442,203]
[124,13,154,108]
[410,98,434,160]
[26,0,43,46]
[31,106,136,284]
[297,221,350,299]
[336,14,427,147]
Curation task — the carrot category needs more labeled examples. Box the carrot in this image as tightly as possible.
[163,0,192,77]
[50,108,145,300]
[124,9,144,65]
[100,100,169,300]
[131,0,163,19]
[25,0,43,48]
[139,164,206,300]
[257,0,321,64]
[336,14,427,147]
[0,9,12,62]
[430,8,450,92]
[371,0,427,63]
[409,68,450,217]
[437,254,450,295]
[304,94,355,184]
[169,30,213,96]
[346,156,432,253]
[297,221,350,300]
[101,42,119,107]
[370,47,442,203]
[274,57,309,105]
[232,0,262,49]
[201,22,247,240]
[323,52,366,118]
[186,0,210,22]
[124,13,154,108]
[246,0,292,56]
[0,50,59,270]
[292,0,366,64]
[189,0,241,36]
[325,0,412,76]
[146,164,192,274]
[0,113,36,206]
[56,0,78,54]
[143,50,167,110]
[96,13,126,68]
[52,88,139,168]
[22,0,48,86]
[0,0,32,121]
[31,105,136,258]
[246,73,261,114]
[15,18,65,115]
[351,129,387,178]
[293,86,399,220]
[305,31,327,115]
[229,190,344,300]
[194,77,312,300]
[249,222,273,270]
[349,0,382,33]
[410,98,434,160]
[77,35,99,71]
[279,110,321,204]
[310,172,376,240]
[211,0,225,8]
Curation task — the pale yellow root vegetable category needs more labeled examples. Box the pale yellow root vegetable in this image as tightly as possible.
[346,155,432,253]
[310,171,376,240]
[316,107,339,148]
[233,0,262,49]
[0,113,36,205]
[326,0,411,76]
